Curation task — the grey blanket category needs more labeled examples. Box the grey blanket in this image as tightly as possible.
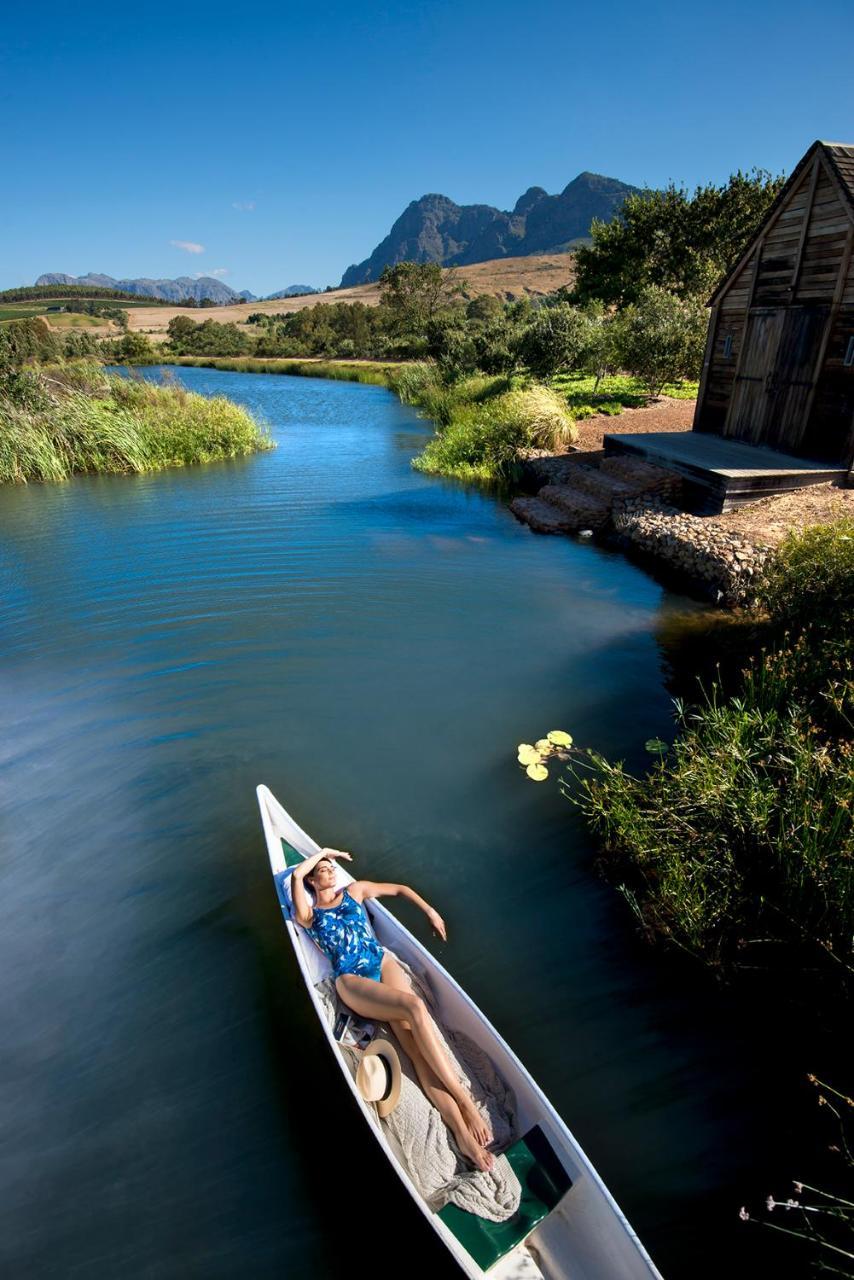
[316,956,521,1221]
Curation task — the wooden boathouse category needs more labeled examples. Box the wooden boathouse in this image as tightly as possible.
[606,140,854,510]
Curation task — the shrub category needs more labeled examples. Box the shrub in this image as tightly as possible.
[610,287,707,397]
[412,382,575,481]
[570,519,854,985]
[516,303,594,380]
[490,385,576,451]
[758,519,854,640]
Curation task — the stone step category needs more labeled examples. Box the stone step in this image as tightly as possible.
[519,450,604,489]
[554,463,634,504]
[599,455,681,497]
[537,485,610,529]
[509,496,580,534]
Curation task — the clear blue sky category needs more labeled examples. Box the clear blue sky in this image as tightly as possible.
[1,0,852,295]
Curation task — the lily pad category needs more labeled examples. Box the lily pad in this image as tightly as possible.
[547,730,573,747]
[526,763,549,782]
[535,739,554,754]
[518,746,542,766]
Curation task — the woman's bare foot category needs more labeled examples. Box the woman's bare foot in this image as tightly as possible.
[453,1122,495,1172]
[459,1095,492,1147]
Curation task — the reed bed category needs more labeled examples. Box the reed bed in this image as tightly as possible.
[171,356,398,386]
[0,362,271,484]
[405,371,576,481]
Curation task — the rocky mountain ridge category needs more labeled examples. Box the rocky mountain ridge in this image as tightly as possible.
[34,273,323,305]
[340,171,642,287]
[35,272,255,304]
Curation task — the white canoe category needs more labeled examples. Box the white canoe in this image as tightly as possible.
[257,784,663,1280]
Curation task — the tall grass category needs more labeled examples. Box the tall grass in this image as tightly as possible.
[410,377,576,481]
[171,355,398,386]
[570,520,854,985]
[0,363,271,484]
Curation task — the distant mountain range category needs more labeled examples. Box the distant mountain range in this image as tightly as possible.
[340,172,642,287]
[34,273,321,305]
[35,272,255,304]
[266,284,319,299]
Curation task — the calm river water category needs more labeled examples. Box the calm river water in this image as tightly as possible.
[0,368,798,1278]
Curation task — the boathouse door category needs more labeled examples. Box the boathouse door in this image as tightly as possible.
[725,306,829,456]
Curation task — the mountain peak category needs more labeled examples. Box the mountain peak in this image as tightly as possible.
[340,171,642,285]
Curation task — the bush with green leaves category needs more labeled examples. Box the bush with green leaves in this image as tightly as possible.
[570,520,854,985]
[609,287,707,396]
[0,316,61,368]
[515,303,595,380]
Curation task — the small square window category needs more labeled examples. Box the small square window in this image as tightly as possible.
[844,336,854,367]
[723,334,734,359]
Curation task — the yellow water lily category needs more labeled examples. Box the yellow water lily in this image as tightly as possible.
[535,739,553,754]
[526,763,549,782]
[517,744,542,765]
[547,730,573,747]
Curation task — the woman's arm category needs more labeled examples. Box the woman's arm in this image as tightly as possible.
[291,848,351,927]
[352,881,447,941]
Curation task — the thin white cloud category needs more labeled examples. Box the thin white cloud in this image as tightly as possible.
[211,267,229,277]
[170,239,205,254]
[231,200,255,212]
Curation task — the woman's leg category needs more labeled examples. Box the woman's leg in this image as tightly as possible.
[377,958,494,1171]
[336,961,491,1146]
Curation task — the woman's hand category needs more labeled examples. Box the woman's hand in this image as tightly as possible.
[426,907,447,942]
[322,847,353,863]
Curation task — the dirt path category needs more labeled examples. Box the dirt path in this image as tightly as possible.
[574,395,696,451]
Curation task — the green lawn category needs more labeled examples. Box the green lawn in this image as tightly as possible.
[44,312,107,328]
[549,372,699,418]
[0,305,49,322]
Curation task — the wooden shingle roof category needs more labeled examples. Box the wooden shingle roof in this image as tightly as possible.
[822,142,854,216]
[708,140,854,305]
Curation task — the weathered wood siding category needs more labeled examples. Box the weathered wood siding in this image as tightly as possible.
[694,143,854,467]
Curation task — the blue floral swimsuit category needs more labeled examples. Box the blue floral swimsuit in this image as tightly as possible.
[307,888,385,983]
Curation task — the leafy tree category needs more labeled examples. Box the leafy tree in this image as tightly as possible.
[379,262,466,335]
[166,318,250,356]
[425,315,479,380]
[110,331,155,361]
[465,294,504,324]
[0,316,60,367]
[167,315,198,348]
[574,170,785,305]
[610,287,707,396]
[516,303,594,379]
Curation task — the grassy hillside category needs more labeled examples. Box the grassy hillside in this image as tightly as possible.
[122,254,577,335]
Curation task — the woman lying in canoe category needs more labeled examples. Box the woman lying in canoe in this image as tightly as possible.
[292,847,495,1172]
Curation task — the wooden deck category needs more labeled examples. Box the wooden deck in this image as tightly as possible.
[603,430,847,512]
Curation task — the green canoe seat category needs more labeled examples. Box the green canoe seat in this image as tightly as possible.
[438,1125,573,1272]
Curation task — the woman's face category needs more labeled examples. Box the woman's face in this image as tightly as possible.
[310,858,336,892]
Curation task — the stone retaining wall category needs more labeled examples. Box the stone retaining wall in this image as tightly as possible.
[613,500,771,606]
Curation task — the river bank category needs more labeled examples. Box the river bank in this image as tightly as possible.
[152,357,854,607]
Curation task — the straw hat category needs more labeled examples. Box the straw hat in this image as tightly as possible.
[355,1039,401,1117]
